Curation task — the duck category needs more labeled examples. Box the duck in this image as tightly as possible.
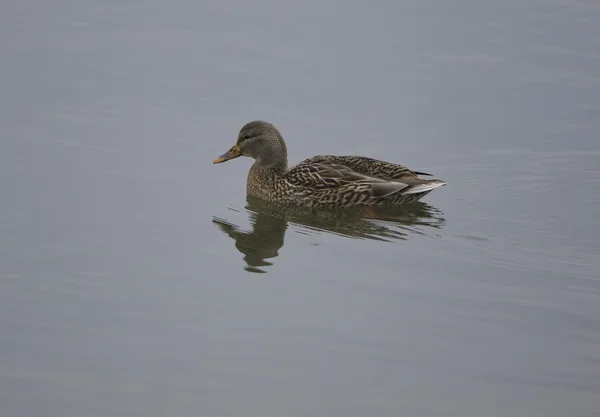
[213,120,446,207]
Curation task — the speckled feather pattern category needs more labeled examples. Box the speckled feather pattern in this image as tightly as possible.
[246,155,444,208]
[304,155,428,183]
[217,121,446,208]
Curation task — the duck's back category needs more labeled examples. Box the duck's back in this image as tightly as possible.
[279,156,444,207]
[302,155,431,183]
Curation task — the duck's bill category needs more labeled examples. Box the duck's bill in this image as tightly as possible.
[213,145,241,163]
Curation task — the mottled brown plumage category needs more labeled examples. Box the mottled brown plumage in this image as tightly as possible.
[214,121,446,207]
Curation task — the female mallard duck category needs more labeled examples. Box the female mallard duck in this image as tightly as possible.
[214,121,446,207]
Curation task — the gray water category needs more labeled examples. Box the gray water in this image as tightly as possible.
[1,1,600,416]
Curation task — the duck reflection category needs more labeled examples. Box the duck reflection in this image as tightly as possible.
[213,196,445,273]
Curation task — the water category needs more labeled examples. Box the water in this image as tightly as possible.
[1,1,599,416]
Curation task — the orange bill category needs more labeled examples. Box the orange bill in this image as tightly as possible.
[213,145,242,164]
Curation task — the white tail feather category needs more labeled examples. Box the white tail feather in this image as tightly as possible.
[402,180,446,195]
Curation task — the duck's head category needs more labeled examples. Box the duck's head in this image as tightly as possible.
[213,120,288,167]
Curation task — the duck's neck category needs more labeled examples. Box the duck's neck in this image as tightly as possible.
[247,161,287,199]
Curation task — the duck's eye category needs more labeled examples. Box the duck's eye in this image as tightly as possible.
[240,133,251,142]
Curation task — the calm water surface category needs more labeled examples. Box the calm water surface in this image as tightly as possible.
[1,1,599,416]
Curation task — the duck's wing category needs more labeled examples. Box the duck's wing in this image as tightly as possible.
[287,159,389,187]
[285,159,417,203]
[304,155,433,182]
[285,157,446,206]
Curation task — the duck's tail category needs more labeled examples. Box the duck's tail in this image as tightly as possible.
[402,179,446,195]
